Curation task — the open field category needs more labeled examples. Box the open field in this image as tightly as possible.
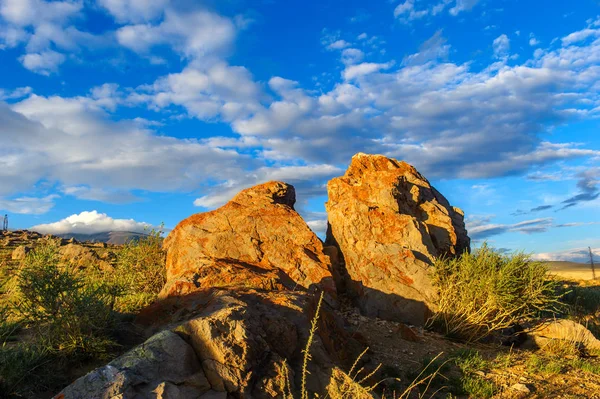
[546,261,598,282]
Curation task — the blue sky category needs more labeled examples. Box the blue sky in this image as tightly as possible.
[1,0,599,262]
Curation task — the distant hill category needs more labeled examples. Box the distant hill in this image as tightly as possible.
[57,231,149,245]
[545,260,597,281]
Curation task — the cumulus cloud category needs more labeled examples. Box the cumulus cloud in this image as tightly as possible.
[97,0,168,23]
[342,62,394,80]
[493,34,510,58]
[19,50,65,75]
[31,210,152,235]
[533,247,599,263]
[0,0,103,74]
[193,164,342,209]
[0,95,255,202]
[529,33,540,46]
[115,8,236,60]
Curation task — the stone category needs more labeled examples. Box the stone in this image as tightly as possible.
[524,319,600,353]
[54,330,211,399]
[58,244,103,269]
[326,153,470,325]
[11,245,32,260]
[510,383,531,393]
[161,181,337,303]
[134,288,363,398]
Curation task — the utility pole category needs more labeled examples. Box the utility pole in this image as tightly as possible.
[590,247,596,280]
[2,214,7,232]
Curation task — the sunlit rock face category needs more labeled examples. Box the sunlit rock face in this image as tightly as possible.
[160,181,337,304]
[326,153,470,325]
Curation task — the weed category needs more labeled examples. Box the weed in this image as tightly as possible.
[429,243,561,342]
[569,358,600,374]
[15,244,119,357]
[111,227,166,313]
[459,375,495,398]
[526,354,564,374]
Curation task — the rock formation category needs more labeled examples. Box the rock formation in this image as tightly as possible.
[524,319,600,353]
[160,181,337,303]
[54,158,474,398]
[57,288,362,398]
[326,153,470,325]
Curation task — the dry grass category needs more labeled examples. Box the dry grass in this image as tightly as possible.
[428,243,562,342]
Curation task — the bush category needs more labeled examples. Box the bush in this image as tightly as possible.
[15,243,119,357]
[112,227,166,312]
[428,244,561,341]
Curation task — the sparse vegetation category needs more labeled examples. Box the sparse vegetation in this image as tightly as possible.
[110,227,166,313]
[429,243,562,341]
[0,229,166,397]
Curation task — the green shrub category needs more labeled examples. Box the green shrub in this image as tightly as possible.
[525,354,564,374]
[562,284,600,315]
[112,227,166,312]
[453,349,488,374]
[428,244,561,341]
[459,375,495,399]
[15,243,119,357]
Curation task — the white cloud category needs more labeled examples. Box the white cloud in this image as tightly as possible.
[394,0,477,22]
[0,94,255,201]
[493,34,510,58]
[0,194,58,214]
[341,48,364,65]
[343,62,394,80]
[326,39,350,50]
[193,164,342,209]
[19,50,65,75]
[97,0,168,23]
[529,33,540,46]
[31,210,151,234]
[0,86,32,100]
[115,8,236,60]
[449,0,479,16]
[307,219,327,235]
[0,0,97,74]
[533,247,600,263]
[562,28,600,46]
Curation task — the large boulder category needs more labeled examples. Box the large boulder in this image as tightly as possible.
[55,330,212,399]
[58,288,363,398]
[161,181,337,303]
[325,153,470,325]
[524,319,600,354]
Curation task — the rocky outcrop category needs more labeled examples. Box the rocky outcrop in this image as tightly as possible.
[58,288,362,398]
[326,153,470,325]
[161,181,337,303]
[58,243,113,271]
[55,330,212,399]
[11,245,32,260]
[524,319,600,353]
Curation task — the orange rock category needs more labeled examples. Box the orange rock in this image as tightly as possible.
[326,153,470,325]
[161,181,337,303]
